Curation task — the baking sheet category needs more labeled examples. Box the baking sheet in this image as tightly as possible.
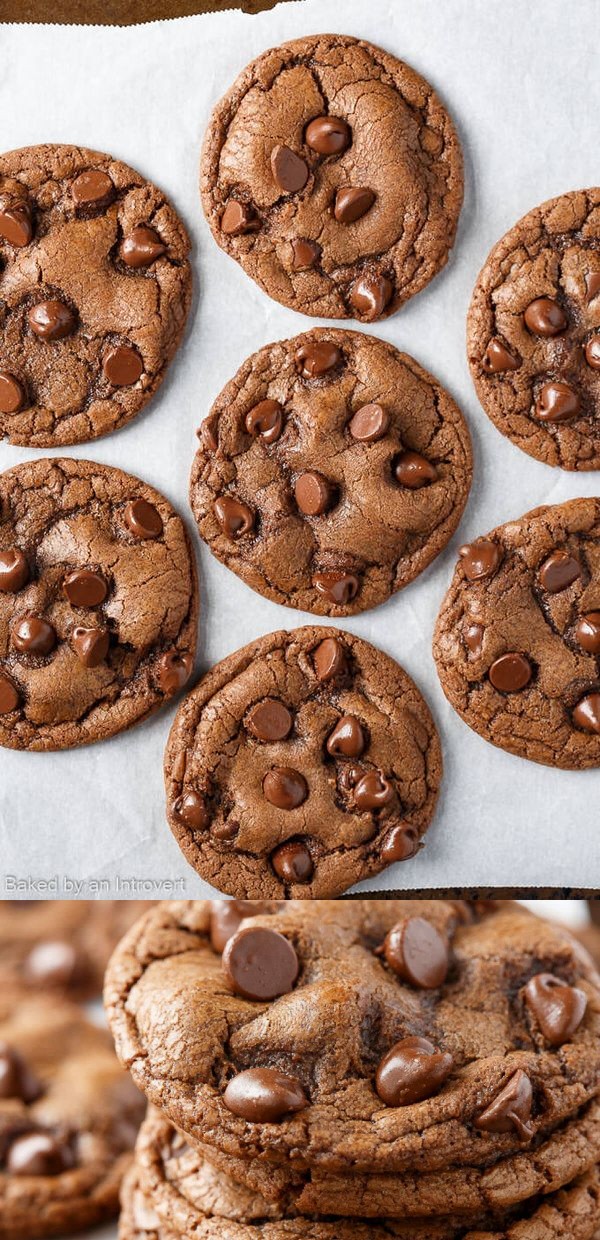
[1,0,600,897]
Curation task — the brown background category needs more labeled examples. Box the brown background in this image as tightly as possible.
[1,0,290,25]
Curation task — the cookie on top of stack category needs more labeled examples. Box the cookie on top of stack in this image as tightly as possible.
[105,899,600,1239]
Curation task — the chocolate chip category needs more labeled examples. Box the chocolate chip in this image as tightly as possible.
[464,623,484,655]
[576,612,600,654]
[488,653,532,693]
[0,548,29,593]
[0,1044,42,1103]
[295,341,342,378]
[291,239,321,270]
[394,451,438,489]
[474,1070,534,1141]
[482,338,520,373]
[214,496,254,539]
[326,715,365,758]
[212,821,239,841]
[313,572,360,605]
[24,940,81,988]
[535,381,581,423]
[245,399,283,443]
[350,273,393,320]
[221,200,256,236]
[294,471,334,516]
[305,115,350,155]
[271,840,314,884]
[71,169,113,207]
[223,1067,307,1122]
[246,699,293,742]
[71,625,110,669]
[0,204,32,247]
[0,371,25,414]
[572,693,600,734]
[28,300,76,341]
[539,550,581,593]
[12,615,56,656]
[348,403,390,442]
[174,790,210,830]
[524,297,567,336]
[459,540,502,581]
[334,187,375,224]
[157,651,193,695]
[209,900,259,953]
[222,926,299,1000]
[585,272,600,302]
[585,334,600,369]
[63,568,107,607]
[7,1130,75,1176]
[354,770,394,811]
[271,146,309,194]
[199,415,219,452]
[119,225,166,268]
[263,767,308,810]
[312,636,348,681]
[375,1036,453,1107]
[380,916,449,989]
[380,825,419,864]
[524,973,587,1046]
[103,343,144,386]
[0,673,20,715]
[124,498,163,539]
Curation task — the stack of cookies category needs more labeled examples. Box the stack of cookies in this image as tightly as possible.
[104,899,600,1240]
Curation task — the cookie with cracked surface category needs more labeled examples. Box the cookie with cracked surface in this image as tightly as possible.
[467,187,600,471]
[200,34,463,322]
[104,900,600,1199]
[0,900,154,999]
[163,628,441,898]
[0,990,144,1239]
[192,329,472,616]
[0,143,191,447]
[433,498,600,768]
[119,1096,600,1234]
[0,457,197,751]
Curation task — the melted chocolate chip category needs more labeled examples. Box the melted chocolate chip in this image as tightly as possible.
[0,204,32,247]
[214,496,254,540]
[350,273,393,320]
[24,940,81,988]
[326,715,365,759]
[173,790,210,830]
[271,840,314,884]
[524,297,567,336]
[313,572,360,605]
[12,615,56,656]
[348,403,390,442]
[103,343,144,386]
[28,300,76,342]
[535,381,581,423]
[120,225,166,268]
[7,1129,75,1176]
[394,451,438,489]
[271,146,309,194]
[71,169,113,207]
[157,651,193,695]
[295,341,342,378]
[380,825,419,864]
[334,187,375,224]
[380,917,449,989]
[475,1070,534,1141]
[482,338,520,373]
[245,400,283,443]
[539,550,581,593]
[488,653,532,693]
[0,1044,42,1103]
[585,272,600,302]
[0,371,25,414]
[71,625,110,669]
[524,973,587,1046]
[263,767,308,810]
[354,771,394,811]
[464,623,484,655]
[375,1036,453,1107]
[291,239,321,270]
[576,612,600,654]
[223,1068,307,1122]
[572,693,600,734]
[246,699,293,742]
[0,548,29,593]
[63,568,107,607]
[124,499,163,540]
[312,636,348,681]
[585,334,600,369]
[0,674,20,715]
[209,900,259,953]
[294,472,334,516]
[222,926,299,1000]
[305,116,350,155]
[221,200,257,236]
[459,540,502,581]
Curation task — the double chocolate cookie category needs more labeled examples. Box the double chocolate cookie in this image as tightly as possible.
[0,900,155,999]
[163,628,442,898]
[119,1106,600,1240]
[201,34,463,321]
[105,900,600,1225]
[468,188,600,470]
[0,143,191,447]
[0,989,144,1238]
[193,330,472,616]
[433,498,600,767]
[0,457,197,751]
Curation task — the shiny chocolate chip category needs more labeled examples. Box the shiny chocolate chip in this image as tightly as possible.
[222,926,299,1000]
[375,1036,453,1107]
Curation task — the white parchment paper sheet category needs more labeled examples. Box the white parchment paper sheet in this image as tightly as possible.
[1,0,599,896]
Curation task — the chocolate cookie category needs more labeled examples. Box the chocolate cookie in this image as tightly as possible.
[0,143,191,447]
[200,34,463,321]
[163,628,442,898]
[0,900,154,998]
[433,498,600,768]
[0,990,144,1238]
[467,187,600,470]
[119,1108,600,1240]
[104,901,600,1199]
[192,329,472,616]
[0,457,197,751]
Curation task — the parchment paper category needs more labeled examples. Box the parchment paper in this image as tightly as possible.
[1,0,599,898]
